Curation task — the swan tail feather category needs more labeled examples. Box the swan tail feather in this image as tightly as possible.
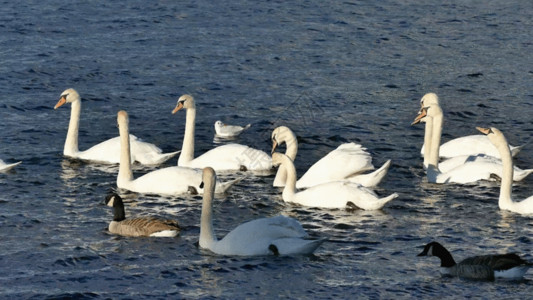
[514,169,533,181]
[0,161,22,172]
[510,145,524,157]
[272,238,325,255]
[346,159,392,187]
[137,150,181,165]
[216,176,245,193]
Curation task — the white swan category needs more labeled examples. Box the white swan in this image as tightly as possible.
[172,95,272,173]
[271,126,391,188]
[478,127,533,214]
[271,153,398,210]
[0,159,21,173]
[55,88,179,165]
[116,110,238,195]
[214,120,251,138]
[413,105,533,184]
[199,167,324,256]
[418,93,522,160]
[105,193,180,237]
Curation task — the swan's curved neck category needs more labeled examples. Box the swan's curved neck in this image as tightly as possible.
[274,132,298,185]
[427,107,443,169]
[200,182,218,249]
[283,134,298,160]
[179,107,196,166]
[118,119,133,183]
[281,155,297,200]
[64,99,81,156]
[497,135,514,208]
[422,115,434,168]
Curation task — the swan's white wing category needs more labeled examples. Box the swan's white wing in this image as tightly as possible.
[423,135,519,159]
[129,135,179,165]
[213,215,312,256]
[291,181,396,210]
[438,155,531,182]
[77,135,177,165]
[188,144,272,171]
[121,166,202,195]
[436,161,502,184]
[296,143,374,188]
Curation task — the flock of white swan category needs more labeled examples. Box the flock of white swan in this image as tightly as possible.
[1,89,532,280]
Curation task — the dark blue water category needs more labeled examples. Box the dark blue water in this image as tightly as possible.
[1,1,533,298]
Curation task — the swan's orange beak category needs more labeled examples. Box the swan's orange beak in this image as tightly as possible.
[54,96,67,109]
[271,139,278,154]
[172,102,184,114]
[411,107,428,125]
[476,127,491,135]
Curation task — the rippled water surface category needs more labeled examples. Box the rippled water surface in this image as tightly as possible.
[1,1,533,298]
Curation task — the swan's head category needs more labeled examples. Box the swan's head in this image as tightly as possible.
[117,110,129,127]
[105,193,122,207]
[411,106,428,125]
[271,126,296,154]
[477,126,506,146]
[420,93,439,109]
[412,103,443,125]
[271,152,291,167]
[200,167,217,194]
[172,94,195,114]
[54,88,80,109]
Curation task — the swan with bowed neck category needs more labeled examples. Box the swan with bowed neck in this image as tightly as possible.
[417,93,522,160]
[172,95,272,173]
[116,110,238,195]
[54,88,179,165]
[478,127,533,214]
[412,105,533,184]
[105,194,180,237]
[214,120,251,138]
[199,167,323,256]
[271,152,398,210]
[0,159,21,172]
[271,126,391,188]
[418,241,531,280]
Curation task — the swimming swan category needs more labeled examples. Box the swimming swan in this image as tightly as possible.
[54,88,179,165]
[478,126,533,215]
[0,159,21,172]
[271,126,391,188]
[417,93,522,160]
[418,241,531,280]
[116,110,239,195]
[172,95,272,173]
[271,152,398,210]
[105,193,180,237]
[412,106,532,183]
[199,167,324,256]
[214,120,251,138]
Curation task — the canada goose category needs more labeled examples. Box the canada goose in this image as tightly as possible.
[105,193,180,237]
[418,241,531,280]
